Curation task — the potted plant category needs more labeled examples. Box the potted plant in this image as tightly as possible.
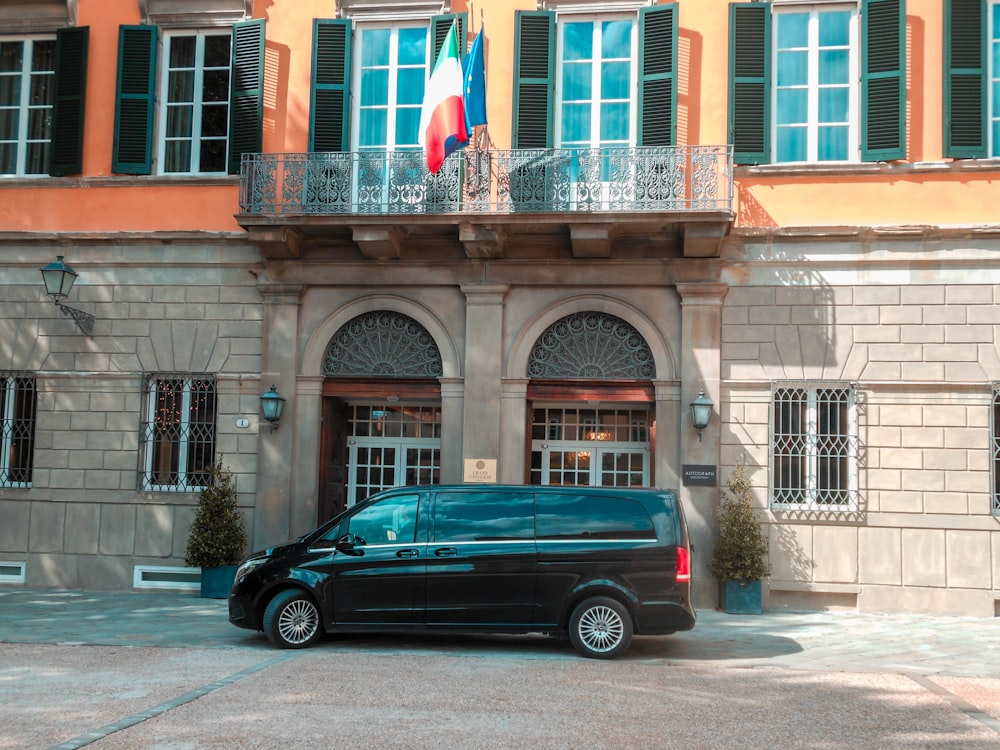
[708,461,772,614]
[185,458,248,599]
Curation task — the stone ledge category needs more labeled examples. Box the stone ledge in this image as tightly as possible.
[769,580,862,594]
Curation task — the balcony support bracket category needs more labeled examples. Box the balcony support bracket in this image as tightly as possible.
[354,227,403,259]
[682,222,729,258]
[248,226,302,259]
[459,222,505,258]
[569,224,615,258]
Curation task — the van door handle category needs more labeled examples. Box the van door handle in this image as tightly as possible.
[434,547,458,557]
[396,548,420,558]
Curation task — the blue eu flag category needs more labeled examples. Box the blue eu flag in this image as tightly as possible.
[463,26,488,132]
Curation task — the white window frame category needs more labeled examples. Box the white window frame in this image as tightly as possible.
[990,2,1000,158]
[531,405,651,488]
[0,35,56,177]
[771,2,859,164]
[553,12,638,150]
[991,385,1000,516]
[156,28,232,176]
[350,21,430,154]
[770,382,859,511]
[346,403,441,507]
[140,374,217,492]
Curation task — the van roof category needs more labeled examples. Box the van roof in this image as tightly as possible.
[381,484,677,496]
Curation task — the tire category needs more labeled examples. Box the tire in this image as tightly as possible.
[568,596,633,659]
[263,589,323,649]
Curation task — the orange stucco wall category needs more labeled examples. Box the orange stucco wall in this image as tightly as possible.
[0,0,987,234]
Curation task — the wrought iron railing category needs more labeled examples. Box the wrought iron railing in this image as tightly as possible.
[239,146,733,216]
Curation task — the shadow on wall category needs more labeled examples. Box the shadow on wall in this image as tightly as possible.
[770,519,813,585]
[264,42,290,149]
[676,30,701,145]
[735,183,777,228]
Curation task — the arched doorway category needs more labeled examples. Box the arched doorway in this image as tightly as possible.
[318,311,444,522]
[526,312,656,487]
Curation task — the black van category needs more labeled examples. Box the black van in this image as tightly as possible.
[228,484,695,659]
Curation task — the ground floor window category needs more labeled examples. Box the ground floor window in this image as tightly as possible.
[992,386,1000,516]
[530,405,650,487]
[770,382,858,511]
[347,403,440,506]
[139,373,217,491]
[0,372,36,487]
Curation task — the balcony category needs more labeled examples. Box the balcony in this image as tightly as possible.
[237,146,734,260]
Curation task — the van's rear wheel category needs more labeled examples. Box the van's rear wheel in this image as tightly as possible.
[263,590,322,649]
[568,597,633,659]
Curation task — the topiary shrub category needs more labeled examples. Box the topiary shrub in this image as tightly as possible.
[184,458,248,569]
[708,461,772,582]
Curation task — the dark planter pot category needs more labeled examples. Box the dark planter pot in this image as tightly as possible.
[199,564,238,599]
[722,579,763,614]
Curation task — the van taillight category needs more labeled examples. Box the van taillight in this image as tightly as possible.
[676,546,691,583]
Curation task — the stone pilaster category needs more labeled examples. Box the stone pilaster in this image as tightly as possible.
[676,281,728,609]
[254,282,304,549]
[460,284,508,470]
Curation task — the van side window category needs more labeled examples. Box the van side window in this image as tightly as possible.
[433,491,534,542]
[536,495,656,540]
[345,493,421,545]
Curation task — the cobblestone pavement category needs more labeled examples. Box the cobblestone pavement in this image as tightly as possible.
[1,589,998,749]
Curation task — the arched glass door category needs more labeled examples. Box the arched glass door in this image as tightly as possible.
[526,312,656,488]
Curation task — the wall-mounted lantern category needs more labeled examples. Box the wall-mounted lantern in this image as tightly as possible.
[39,255,96,337]
[260,385,286,432]
[690,389,714,442]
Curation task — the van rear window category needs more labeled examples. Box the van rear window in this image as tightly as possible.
[536,495,656,540]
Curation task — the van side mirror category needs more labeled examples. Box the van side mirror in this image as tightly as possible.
[335,534,365,556]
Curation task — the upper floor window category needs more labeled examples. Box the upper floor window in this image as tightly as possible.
[140,374,217,492]
[944,0,1000,158]
[309,14,463,154]
[0,37,56,176]
[513,6,676,149]
[0,373,36,488]
[991,3,1000,155]
[556,16,636,150]
[770,383,859,511]
[773,6,858,162]
[730,0,905,166]
[158,30,231,174]
[113,20,263,176]
[0,28,87,177]
[352,24,428,152]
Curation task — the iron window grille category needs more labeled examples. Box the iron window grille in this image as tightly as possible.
[139,373,217,492]
[992,386,1000,516]
[770,382,859,511]
[0,373,36,488]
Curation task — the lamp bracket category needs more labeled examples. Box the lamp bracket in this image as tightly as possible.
[57,303,96,337]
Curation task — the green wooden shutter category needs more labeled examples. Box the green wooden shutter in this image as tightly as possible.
[512,11,554,149]
[310,19,351,152]
[638,4,678,147]
[431,13,467,61]
[944,0,987,158]
[50,26,88,176]
[729,2,770,165]
[861,0,906,161]
[112,25,157,174]
[228,19,265,175]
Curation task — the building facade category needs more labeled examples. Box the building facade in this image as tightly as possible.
[1,0,999,615]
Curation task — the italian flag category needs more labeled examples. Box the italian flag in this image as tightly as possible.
[419,21,469,174]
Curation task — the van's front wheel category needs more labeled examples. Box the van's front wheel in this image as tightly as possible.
[568,597,633,659]
[263,590,322,649]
